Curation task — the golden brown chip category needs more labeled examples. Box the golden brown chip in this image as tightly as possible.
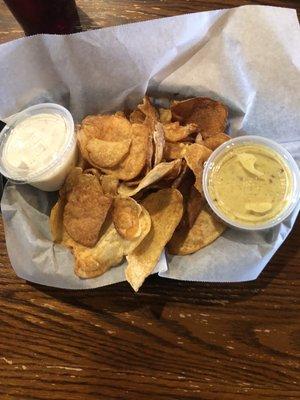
[159,108,172,124]
[138,96,159,122]
[170,99,181,107]
[175,170,196,229]
[77,152,90,170]
[81,114,132,141]
[171,97,228,138]
[171,161,188,189]
[163,122,198,142]
[124,178,143,187]
[145,128,154,173]
[102,123,150,181]
[149,160,184,191]
[139,97,160,170]
[63,173,112,247]
[163,159,182,181]
[122,206,152,254]
[63,207,151,279]
[77,114,132,167]
[125,188,183,292]
[153,122,165,167]
[100,175,119,196]
[49,198,65,243]
[117,160,181,197]
[203,133,230,150]
[63,223,125,279]
[114,111,126,118]
[60,167,83,198]
[167,204,226,255]
[129,109,145,124]
[84,168,102,180]
[86,138,131,168]
[186,186,205,228]
[113,197,142,240]
[184,144,212,192]
[163,142,190,160]
[195,133,203,144]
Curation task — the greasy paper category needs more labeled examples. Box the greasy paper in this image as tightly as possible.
[0,5,299,288]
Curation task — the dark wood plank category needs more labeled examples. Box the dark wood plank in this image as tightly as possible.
[0,218,299,399]
[0,0,299,43]
[0,1,299,399]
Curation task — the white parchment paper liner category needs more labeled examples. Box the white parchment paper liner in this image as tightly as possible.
[0,5,299,288]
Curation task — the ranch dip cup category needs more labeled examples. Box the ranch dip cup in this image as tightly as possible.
[203,136,300,230]
[0,103,77,191]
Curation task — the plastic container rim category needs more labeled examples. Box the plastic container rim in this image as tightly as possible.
[0,103,75,184]
[202,135,300,231]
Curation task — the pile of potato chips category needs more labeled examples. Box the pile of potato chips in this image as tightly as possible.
[50,97,230,291]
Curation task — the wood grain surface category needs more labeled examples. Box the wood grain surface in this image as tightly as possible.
[0,1,299,399]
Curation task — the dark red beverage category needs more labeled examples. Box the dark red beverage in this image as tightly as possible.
[4,0,81,35]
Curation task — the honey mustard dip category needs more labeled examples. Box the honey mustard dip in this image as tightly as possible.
[207,142,292,226]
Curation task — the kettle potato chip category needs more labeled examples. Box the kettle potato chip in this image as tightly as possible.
[138,96,159,121]
[63,223,125,278]
[153,122,165,167]
[63,206,151,279]
[129,109,145,124]
[159,108,172,124]
[164,142,190,160]
[171,97,228,138]
[81,114,132,142]
[77,115,132,167]
[184,144,212,192]
[50,198,65,243]
[100,175,119,196]
[118,160,181,197]
[171,161,188,189]
[113,197,142,240]
[186,186,205,228]
[63,172,112,247]
[60,167,83,198]
[145,128,154,173]
[83,168,102,180]
[126,188,183,292]
[114,111,126,118]
[101,123,150,181]
[86,138,131,168]
[203,133,230,150]
[167,204,226,255]
[162,159,182,181]
[163,121,198,142]
[195,132,203,144]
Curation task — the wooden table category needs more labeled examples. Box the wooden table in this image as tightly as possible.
[0,1,299,399]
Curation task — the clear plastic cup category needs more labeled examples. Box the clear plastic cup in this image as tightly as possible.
[202,135,300,231]
[0,103,77,191]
